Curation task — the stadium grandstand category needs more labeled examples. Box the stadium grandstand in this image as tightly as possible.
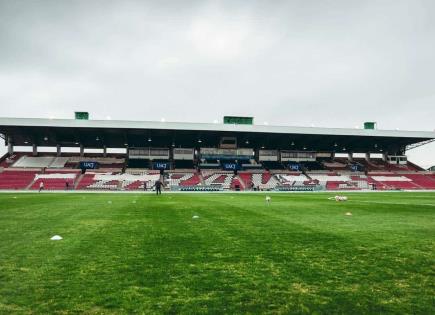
[0,116,434,192]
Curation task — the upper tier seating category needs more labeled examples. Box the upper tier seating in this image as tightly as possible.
[48,157,70,168]
[385,162,423,172]
[0,153,27,168]
[366,159,388,170]
[14,156,58,168]
[323,160,348,170]
[67,156,125,169]
[9,153,125,169]
[405,161,425,171]
[353,158,385,171]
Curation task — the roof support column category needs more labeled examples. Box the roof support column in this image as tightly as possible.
[56,145,61,157]
[103,145,107,158]
[80,145,84,157]
[7,136,13,155]
[32,144,37,156]
[382,152,388,162]
[348,152,353,162]
[365,153,370,161]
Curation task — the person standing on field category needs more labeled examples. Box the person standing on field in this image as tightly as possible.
[155,179,163,195]
[39,181,44,193]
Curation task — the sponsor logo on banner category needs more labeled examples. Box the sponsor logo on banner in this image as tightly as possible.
[80,161,98,169]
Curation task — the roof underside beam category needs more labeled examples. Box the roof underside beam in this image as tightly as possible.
[0,126,431,155]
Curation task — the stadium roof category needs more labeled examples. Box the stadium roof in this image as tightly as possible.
[0,117,434,154]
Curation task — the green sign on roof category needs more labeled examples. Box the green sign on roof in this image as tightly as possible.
[364,122,376,130]
[75,112,89,120]
[223,116,253,125]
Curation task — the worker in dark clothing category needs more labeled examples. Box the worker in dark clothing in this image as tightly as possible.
[143,181,147,191]
[155,180,163,195]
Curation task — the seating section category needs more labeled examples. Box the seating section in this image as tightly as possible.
[238,172,252,187]
[365,159,388,171]
[166,173,201,187]
[0,170,38,189]
[404,174,435,189]
[231,177,243,190]
[300,161,325,171]
[0,153,27,168]
[75,173,160,190]
[238,172,278,190]
[75,174,98,190]
[367,175,419,190]
[0,152,434,191]
[66,156,125,169]
[75,173,118,190]
[323,160,348,171]
[202,171,234,190]
[275,173,370,190]
[7,154,125,169]
[14,156,58,168]
[48,157,70,168]
[276,174,308,187]
[30,172,79,190]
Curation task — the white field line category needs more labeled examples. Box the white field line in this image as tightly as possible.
[350,200,435,207]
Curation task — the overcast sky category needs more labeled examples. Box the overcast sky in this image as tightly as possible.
[0,0,434,167]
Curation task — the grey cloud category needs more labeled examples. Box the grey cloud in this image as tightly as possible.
[0,0,434,167]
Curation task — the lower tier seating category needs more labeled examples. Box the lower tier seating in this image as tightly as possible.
[30,172,79,190]
[404,174,435,189]
[0,170,38,189]
[0,163,434,191]
[166,173,201,187]
[202,171,234,190]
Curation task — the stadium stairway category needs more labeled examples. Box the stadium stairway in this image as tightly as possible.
[198,173,205,186]
[25,178,37,190]
[233,175,246,190]
[74,173,85,189]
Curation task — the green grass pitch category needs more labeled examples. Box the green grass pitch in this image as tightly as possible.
[0,192,434,314]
